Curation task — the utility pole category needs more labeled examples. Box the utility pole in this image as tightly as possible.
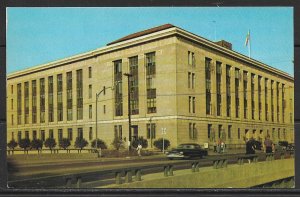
[149,117,152,148]
[124,73,133,151]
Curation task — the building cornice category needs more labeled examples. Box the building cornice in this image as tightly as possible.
[7,26,294,82]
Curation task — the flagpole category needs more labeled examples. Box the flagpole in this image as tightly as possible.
[248,30,251,58]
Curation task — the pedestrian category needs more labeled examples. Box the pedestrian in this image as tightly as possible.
[221,141,225,154]
[217,139,221,153]
[264,136,273,153]
[136,144,142,156]
[246,138,255,163]
[213,140,217,152]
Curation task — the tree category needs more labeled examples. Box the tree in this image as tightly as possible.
[131,136,148,149]
[154,138,170,152]
[59,138,71,150]
[30,139,43,150]
[7,139,18,150]
[91,139,107,149]
[18,138,31,151]
[111,137,124,150]
[44,138,57,150]
[75,137,88,150]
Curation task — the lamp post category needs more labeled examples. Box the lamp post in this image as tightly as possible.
[124,73,133,151]
[149,117,153,148]
[95,85,113,157]
[161,127,167,153]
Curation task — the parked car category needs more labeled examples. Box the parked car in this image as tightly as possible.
[286,143,295,152]
[166,143,208,160]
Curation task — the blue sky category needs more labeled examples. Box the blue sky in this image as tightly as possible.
[7,7,294,76]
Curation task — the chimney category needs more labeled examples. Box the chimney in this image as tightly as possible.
[215,40,232,50]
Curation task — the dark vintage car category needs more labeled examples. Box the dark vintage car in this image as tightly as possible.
[166,143,208,160]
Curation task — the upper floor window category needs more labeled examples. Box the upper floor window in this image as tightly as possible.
[188,51,195,66]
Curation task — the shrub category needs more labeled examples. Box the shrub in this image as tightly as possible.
[75,137,88,150]
[131,136,148,149]
[153,138,170,152]
[59,138,71,150]
[7,139,18,150]
[18,138,31,150]
[111,137,124,150]
[91,139,107,149]
[30,139,43,150]
[279,141,289,147]
[44,138,57,150]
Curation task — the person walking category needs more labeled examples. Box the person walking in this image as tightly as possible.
[221,141,225,154]
[213,140,217,153]
[264,136,273,153]
[246,138,255,163]
[136,144,142,156]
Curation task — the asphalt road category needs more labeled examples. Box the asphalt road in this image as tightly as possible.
[8,151,291,188]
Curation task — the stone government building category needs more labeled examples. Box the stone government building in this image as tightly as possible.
[6,24,294,149]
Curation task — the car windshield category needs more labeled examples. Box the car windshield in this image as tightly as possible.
[177,144,200,149]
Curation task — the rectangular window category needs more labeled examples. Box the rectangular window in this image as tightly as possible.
[258,76,262,120]
[57,74,63,121]
[11,114,14,125]
[235,68,240,118]
[114,125,123,140]
[226,65,231,117]
[77,70,83,120]
[18,131,22,143]
[24,82,29,124]
[271,80,274,122]
[41,130,45,141]
[32,130,37,140]
[68,128,73,141]
[218,125,222,139]
[251,74,255,120]
[205,58,212,115]
[192,73,195,89]
[243,71,248,119]
[11,99,13,110]
[208,124,212,139]
[77,128,83,140]
[25,131,29,139]
[265,78,268,121]
[277,82,280,122]
[238,128,241,139]
[40,78,45,123]
[114,60,123,116]
[103,105,106,114]
[188,72,191,88]
[88,66,92,78]
[188,51,195,66]
[146,52,156,114]
[192,97,195,113]
[216,61,222,116]
[189,123,196,139]
[48,76,54,122]
[228,125,232,139]
[146,123,156,140]
[89,105,92,119]
[11,85,13,94]
[129,56,139,115]
[17,83,22,124]
[67,72,73,121]
[49,129,54,139]
[282,84,285,123]
[58,129,63,142]
[32,80,37,123]
[89,127,93,141]
[89,85,92,99]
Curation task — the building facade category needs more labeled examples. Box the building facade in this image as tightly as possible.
[6,24,294,149]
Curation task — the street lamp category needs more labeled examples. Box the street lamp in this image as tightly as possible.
[95,85,113,157]
[124,73,133,151]
[149,117,153,148]
[161,127,167,153]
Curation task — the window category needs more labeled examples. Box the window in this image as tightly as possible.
[57,74,63,121]
[243,71,248,119]
[228,125,232,139]
[24,82,29,124]
[188,51,195,66]
[114,125,123,140]
[66,72,73,121]
[68,128,73,141]
[11,85,13,94]
[103,105,106,114]
[278,128,280,139]
[238,128,241,139]
[205,58,212,115]
[251,74,255,120]
[17,83,22,124]
[282,84,285,123]
[41,130,45,141]
[25,131,29,139]
[114,60,123,116]
[11,99,13,110]
[216,61,222,116]
[218,125,222,139]
[40,78,45,123]
[32,130,37,140]
[189,123,197,139]
[77,128,83,140]
[48,76,54,122]
[235,68,240,118]
[147,123,156,139]
[32,80,37,123]
[89,127,93,141]
[89,85,92,99]
[11,132,14,140]
[271,80,274,122]
[11,114,14,125]
[192,73,195,89]
[88,66,92,78]
[265,78,269,121]
[146,52,156,113]
[277,82,280,122]
[258,76,262,120]
[129,56,139,115]
[77,70,83,120]
[188,72,191,88]
[89,105,92,119]
[226,65,231,117]
[49,129,54,139]
[208,124,212,139]
[18,131,22,142]
[58,129,63,142]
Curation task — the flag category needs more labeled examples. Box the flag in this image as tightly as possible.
[245,30,250,46]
